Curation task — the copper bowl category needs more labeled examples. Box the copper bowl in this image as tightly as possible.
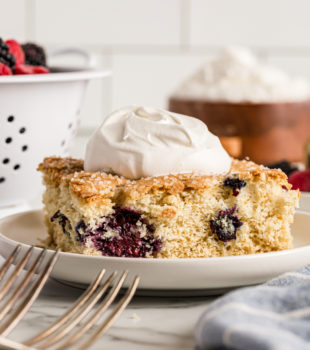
[169,97,310,164]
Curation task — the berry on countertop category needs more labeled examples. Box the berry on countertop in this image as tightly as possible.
[5,39,24,65]
[0,38,16,70]
[0,62,12,75]
[15,64,49,75]
[22,43,47,67]
[288,169,310,192]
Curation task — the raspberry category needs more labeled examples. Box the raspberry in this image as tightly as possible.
[33,65,49,74]
[14,64,35,75]
[5,39,25,65]
[288,169,310,191]
[22,43,47,67]
[15,64,49,75]
[0,62,12,75]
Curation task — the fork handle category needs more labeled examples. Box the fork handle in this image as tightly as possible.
[0,335,36,350]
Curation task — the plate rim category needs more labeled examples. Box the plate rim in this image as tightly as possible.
[0,209,310,264]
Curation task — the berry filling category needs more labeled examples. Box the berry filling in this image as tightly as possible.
[223,176,247,196]
[210,206,243,242]
[51,210,72,240]
[74,207,162,258]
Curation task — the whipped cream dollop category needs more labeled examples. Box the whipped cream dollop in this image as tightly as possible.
[84,106,231,179]
[173,46,310,102]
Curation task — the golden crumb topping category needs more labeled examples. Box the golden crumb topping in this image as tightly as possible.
[37,157,84,185]
[38,156,289,202]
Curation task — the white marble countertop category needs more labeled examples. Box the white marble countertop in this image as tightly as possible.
[1,258,216,350]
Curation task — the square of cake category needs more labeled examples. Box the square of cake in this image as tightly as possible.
[38,156,299,258]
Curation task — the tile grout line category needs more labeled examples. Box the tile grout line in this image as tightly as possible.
[42,44,310,57]
[180,0,190,50]
[25,0,36,41]
[100,54,114,119]
[108,54,115,112]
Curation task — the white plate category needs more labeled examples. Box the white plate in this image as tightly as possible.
[299,192,310,212]
[0,210,310,296]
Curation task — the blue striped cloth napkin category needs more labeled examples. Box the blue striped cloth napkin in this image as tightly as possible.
[195,265,310,350]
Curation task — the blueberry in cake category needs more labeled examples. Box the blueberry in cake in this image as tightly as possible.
[38,106,300,258]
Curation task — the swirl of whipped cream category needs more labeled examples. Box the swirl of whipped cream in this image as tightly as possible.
[84,106,231,179]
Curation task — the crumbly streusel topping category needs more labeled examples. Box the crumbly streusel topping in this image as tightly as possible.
[38,156,289,203]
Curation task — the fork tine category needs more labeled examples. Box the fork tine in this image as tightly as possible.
[0,249,47,321]
[0,250,60,337]
[32,271,118,350]
[77,275,140,350]
[0,245,21,281]
[0,246,34,300]
[55,271,130,350]
[24,268,106,346]
[0,335,35,350]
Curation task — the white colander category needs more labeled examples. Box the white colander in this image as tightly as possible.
[0,49,111,207]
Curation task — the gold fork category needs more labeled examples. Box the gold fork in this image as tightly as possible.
[0,245,140,350]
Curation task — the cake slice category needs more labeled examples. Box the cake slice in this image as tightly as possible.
[38,157,299,258]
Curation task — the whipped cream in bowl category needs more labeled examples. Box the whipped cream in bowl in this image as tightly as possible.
[84,106,231,179]
[173,46,310,103]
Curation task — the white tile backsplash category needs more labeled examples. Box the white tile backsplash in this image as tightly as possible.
[0,0,26,41]
[2,0,310,131]
[190,0,310,48]
[35,0,181,46]
[111,54,207,110]
[267,55,310,80]
[47,53,112,129]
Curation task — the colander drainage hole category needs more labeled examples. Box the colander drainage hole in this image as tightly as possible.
[5,137,12,144]
[7,116,14,122]
[22,145,28,152]
[2,158,9,164]
[0,177,5,183]
[19,127,26,134]
[13,164,20,171]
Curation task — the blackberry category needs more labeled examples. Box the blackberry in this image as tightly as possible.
[223,176,247,196]
[51,211,72,240]
[22,43,47,67]
[75,207,162,258]
[0,38,16,70]
[210,206,243,242]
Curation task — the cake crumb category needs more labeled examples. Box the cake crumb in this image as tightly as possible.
[131,313,140,321]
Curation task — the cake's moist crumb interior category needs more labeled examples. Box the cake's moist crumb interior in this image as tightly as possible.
[38,157,300,258]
